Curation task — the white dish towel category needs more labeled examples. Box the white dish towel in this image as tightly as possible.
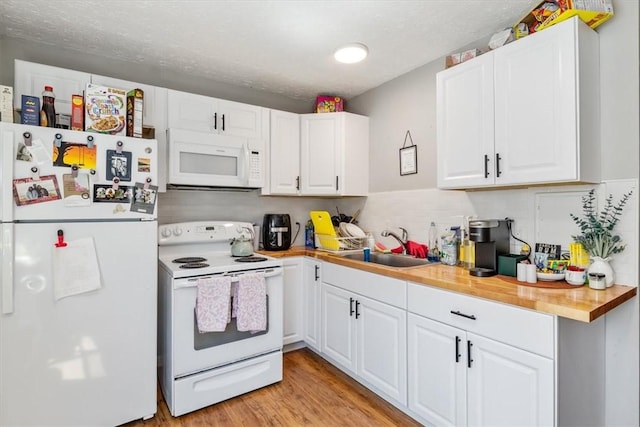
[236,273,267,332]
[196,276,232,333]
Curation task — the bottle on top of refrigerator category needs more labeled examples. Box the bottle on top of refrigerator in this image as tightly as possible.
[40,85,56,128]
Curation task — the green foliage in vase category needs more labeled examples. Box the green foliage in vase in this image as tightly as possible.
[570,189,633,259]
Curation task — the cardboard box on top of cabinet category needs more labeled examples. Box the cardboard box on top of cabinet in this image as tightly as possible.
[316,96,344,113]
[445,49,481,68]
[84,83,126,136]
[517,0,614,35]
[0,85,13,123]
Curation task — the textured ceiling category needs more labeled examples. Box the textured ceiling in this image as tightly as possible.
[0,0,539,101]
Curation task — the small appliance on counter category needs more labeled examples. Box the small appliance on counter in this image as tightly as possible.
[468,219,510,277]
[263,214,292,251]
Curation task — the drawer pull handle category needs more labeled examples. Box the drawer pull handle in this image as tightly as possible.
[450,310,476,320]
[467,340,473,368]
[455,336,461,363]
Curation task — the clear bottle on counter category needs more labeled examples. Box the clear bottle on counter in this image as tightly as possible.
[427,222,440,262]
[40,85,56,128]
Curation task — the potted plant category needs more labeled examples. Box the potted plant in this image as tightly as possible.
[570,188,633,287]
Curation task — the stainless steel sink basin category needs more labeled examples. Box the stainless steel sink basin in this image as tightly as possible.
[341,252,435,268]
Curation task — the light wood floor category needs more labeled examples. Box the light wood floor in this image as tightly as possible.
[124,348,420,426]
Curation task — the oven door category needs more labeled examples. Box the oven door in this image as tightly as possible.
[172,267,283,378]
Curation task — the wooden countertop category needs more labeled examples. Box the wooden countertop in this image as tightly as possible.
[260,247,637,323]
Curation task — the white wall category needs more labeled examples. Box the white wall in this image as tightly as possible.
[350,2,639,425]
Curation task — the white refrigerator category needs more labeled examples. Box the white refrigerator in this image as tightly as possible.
[0,123,159,426]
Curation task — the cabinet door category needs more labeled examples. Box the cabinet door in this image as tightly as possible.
[357,294,407,405]
[466,333,554,427]
[269,110,300,195]
[300,114,339,195]
[408,314,466,427]
[167,89,218,132]
[494,19,577,185]
[436,53,495,189]
[282,258,304,346]
[302,259,322,351]
[14,60,91,116]
[218,99,263,139]
[321,283,356,373]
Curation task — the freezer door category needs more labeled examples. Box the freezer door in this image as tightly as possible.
[0,123,158,221]
[0,220,157,426]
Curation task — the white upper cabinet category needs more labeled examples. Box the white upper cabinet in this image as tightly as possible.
[267,109,300,195]
[14,60,91,116]
[300,112,369,196]
[437,17,600,189]
[167,89,263,139]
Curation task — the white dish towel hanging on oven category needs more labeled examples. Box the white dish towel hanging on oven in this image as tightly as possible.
[196,276,232,333]
[236,273,267,332]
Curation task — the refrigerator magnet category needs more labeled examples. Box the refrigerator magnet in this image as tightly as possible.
[131,182,158,214]
[93,184,133,203]
[53,142,97,169]
[13,175,61,206]
[62,174,91,207]
[105,150,132,182]
[137,157,151,173]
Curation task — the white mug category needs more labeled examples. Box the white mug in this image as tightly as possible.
[516,263,527,282]
[526,264,537,283]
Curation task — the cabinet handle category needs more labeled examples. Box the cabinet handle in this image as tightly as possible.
[335,176,339,191]
[450,310,476,320]
[296,176,300,191]
[350,297,355,317]
[484,154,490,178]
[495,153,502,177]
[222,114,226,131]
[455,336,461,363]
[355,300,361,319]
[467,340,473,368]
[314,265,320,281]
[213,113,217,130]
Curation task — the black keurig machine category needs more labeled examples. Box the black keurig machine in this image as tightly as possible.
[468,219,510,277]
[262,214,292,251]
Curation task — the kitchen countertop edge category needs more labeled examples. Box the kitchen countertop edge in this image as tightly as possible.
[260,247,637,323]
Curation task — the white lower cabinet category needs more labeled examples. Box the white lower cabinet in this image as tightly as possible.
[282,257,303,346]
[407,283,554,427]
[321,263,407,405]
[302,258,322,351]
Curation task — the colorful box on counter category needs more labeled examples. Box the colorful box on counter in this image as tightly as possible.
[126,88,144,138]
[20,95,40,126]
[517,0,614,35]
[71,94,84,131]
[1,85,14,123]
[316,96,344,113]
[84,83,126,135]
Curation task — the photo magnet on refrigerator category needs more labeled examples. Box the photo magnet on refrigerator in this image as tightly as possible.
[131,182,157,214]
[106,150,132,181]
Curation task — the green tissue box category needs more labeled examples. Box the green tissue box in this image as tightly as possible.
[498,254,528,277]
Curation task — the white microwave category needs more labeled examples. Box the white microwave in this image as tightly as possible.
[167,128,264,189]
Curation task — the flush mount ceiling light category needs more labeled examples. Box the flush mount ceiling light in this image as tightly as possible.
[334,43,368,64]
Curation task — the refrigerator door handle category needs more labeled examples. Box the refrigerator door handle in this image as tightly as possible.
[1,223,13,314]
[1,127,15,221]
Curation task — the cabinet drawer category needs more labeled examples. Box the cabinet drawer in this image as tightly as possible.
[323,263,406,309]
[407,282,554,358]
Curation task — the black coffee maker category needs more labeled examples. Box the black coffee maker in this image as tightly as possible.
[468,219,510,277]
[262,214,292,251]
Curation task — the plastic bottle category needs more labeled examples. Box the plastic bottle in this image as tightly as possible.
[40,86,56,128]
[427,222,439,262]
[440,228,458,266]
[304,220,315,248]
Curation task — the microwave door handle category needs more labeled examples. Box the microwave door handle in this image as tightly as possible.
[2,224,14,314]
[243,143,250,185]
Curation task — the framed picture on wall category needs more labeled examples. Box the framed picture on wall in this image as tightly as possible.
[399,145,417,176]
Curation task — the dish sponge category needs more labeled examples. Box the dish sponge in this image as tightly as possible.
[374,242,391,253]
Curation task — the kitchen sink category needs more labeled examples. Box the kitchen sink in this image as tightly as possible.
[341,252,435,268]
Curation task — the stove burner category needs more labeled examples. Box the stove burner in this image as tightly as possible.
[173,257,207,264]
[235,256,269,263]
[179,262,210,269]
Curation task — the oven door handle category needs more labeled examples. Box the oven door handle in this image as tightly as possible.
[175,269,282,289]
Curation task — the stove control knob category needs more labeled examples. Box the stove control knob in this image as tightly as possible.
[173,226,183,236]
[160,227,172,238]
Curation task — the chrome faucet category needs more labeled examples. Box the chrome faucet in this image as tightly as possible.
[381,227,409,255]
